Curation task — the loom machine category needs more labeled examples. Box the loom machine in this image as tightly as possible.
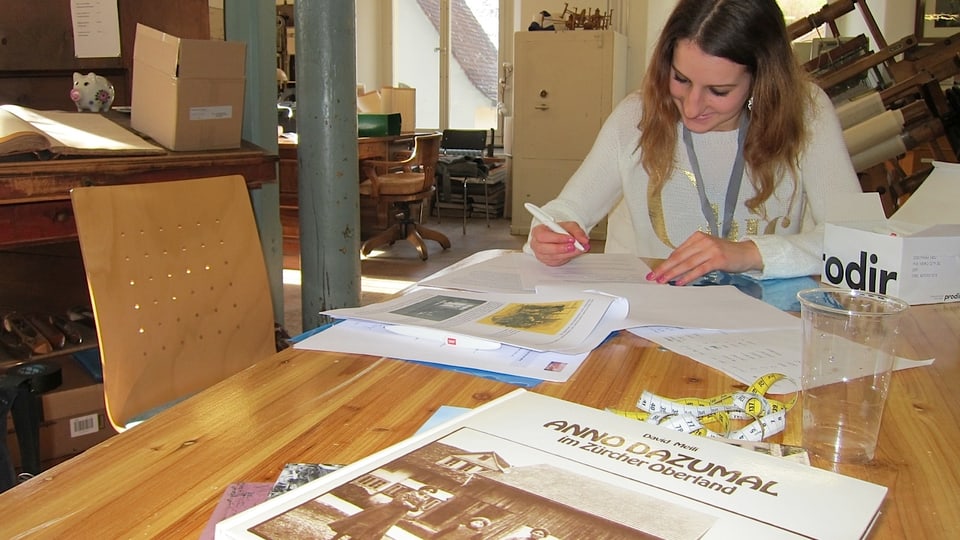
[789,0,960,214]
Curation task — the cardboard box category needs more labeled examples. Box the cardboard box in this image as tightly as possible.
[5,354,104,432]
[358,113,402,137]
[821,161,960,304]
[5,409,115,469]
[379,87,416,133]
[4,355,114,469]
[131,23,246,151]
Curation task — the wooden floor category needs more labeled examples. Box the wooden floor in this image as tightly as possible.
[283,215,529,335]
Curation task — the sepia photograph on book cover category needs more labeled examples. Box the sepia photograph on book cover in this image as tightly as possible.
[216,391,886,540]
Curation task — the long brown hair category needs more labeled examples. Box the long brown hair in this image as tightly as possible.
[639,0,811,214]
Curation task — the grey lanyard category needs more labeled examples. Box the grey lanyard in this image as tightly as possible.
[681,112,749,239]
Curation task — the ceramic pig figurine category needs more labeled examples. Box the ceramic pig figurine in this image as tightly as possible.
[70,72,115,112]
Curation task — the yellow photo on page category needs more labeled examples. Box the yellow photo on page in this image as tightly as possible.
[478,301,583,335]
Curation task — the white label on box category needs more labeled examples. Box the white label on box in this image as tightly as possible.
[189,105,233,121]
[70,413,100,438]
[822,222,960,304]
[822,225,904,295]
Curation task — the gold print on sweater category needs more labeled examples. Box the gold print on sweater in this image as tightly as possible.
[764,218,779,235]
[650,169,745,245]
[727,219,740,241]
[646,170,690,249]
[712,203,739,240]
[648,191,674,248]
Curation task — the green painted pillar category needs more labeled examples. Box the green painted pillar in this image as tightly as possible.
[224,1,285,325]
[296,0,362,330]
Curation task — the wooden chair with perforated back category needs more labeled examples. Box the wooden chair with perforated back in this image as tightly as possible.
[359,132,451,260]
[70,175,277,431]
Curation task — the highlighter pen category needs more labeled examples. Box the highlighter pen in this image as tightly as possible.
[524,202,586,252]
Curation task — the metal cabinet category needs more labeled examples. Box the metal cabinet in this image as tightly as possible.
[510,29,627,236]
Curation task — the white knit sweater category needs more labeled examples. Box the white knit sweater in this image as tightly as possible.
[524,82,861,279]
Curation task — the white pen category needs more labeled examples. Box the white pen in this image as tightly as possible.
[384,324,502,350]
[524,202,586,252]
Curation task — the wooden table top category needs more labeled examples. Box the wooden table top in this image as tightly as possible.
[0,301,957,538]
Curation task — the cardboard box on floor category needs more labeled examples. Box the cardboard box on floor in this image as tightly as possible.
[131,23,246,151]
[5,409,114,469]
[822,161,960,305]
[4,355,115,468]
[4,355,104,432]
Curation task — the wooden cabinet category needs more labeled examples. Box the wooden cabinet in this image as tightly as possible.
[509,30,627,237]
[0,141,277,249]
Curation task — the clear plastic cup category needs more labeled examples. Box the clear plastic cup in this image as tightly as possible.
[796,288,909,463]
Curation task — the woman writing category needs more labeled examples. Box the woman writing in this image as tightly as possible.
[526,0,861,285]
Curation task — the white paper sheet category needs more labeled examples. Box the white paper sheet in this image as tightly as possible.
[595,281,803,331]
[418,252,654,293]
[416,251,529,293]
[70,0,121,58]
[295,319,588,383]
[629,326,935,391]
[518,252,654,289]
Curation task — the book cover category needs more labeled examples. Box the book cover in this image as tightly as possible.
[0,105,164,158]
[216,390,885,539]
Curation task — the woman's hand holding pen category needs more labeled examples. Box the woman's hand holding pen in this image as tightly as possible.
[646,231,762,285]
[529,222,591,266]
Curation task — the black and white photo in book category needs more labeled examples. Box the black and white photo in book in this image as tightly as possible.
[268,464,343,499]
[216,390,887,540]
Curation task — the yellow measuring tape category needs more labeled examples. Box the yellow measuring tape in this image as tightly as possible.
[608,373,798,442]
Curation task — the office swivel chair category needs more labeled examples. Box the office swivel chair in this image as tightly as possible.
[70,176,277,431]
[359,132,451,260]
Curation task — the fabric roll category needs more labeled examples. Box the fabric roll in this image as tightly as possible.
[843,109,904,156]
[836,91,885,130]
[851,134,906,171]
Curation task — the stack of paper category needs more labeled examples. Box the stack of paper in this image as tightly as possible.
[295,251,813,385]
[298,283,632,384]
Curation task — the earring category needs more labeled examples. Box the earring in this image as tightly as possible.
[747,96,754,111]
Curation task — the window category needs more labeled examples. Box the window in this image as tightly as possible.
[780,0,833,29]
[781,0,836,41]
[395,0,500,131]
